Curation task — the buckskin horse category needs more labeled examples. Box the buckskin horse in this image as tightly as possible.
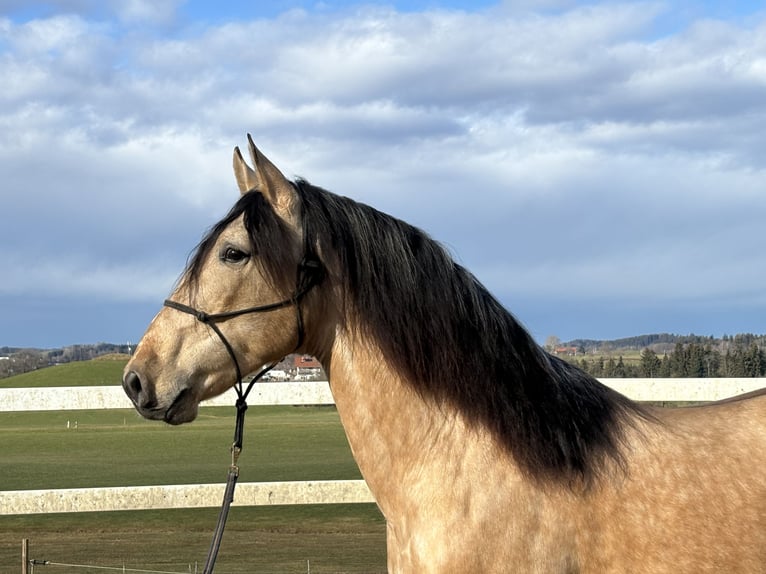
[123,136,766,573]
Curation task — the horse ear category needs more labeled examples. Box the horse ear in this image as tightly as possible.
[232,135,297,212]
[233,144,260,194]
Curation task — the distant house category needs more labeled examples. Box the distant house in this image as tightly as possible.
[293,355,324,380]
[262,369,290,381]
[264,354,327,381]
[554,346,578,356]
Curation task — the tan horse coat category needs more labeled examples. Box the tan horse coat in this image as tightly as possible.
[124,137,766,573]
[325,333,766,573]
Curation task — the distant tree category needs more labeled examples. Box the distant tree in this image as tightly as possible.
[613,356,627,377]
[686,343,706,377]
[640,348,662,377]
[703,345,721,377]
[671,342,686,377]
[0,350,49,379]
[659,354,672,377]
[544,335,561,352]
[734,333,756,348]
[586,357,604,377]
[725,348,746,377]
[744,343,765,377]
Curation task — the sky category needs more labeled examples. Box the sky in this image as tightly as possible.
[1,0,765,349]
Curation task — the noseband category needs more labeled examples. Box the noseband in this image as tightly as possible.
[161,185,325,573]
[163,254,324,397]
[163,182,325,407]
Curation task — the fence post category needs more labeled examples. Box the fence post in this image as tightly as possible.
[21,539,28,574]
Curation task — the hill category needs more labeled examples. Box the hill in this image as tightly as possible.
[555,333,766,379]
[2,333,765,383]
[0,356,128,388]
[562,332,766,355]
[0,342,131,380]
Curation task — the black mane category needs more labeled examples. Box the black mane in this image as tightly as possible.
[186,180,648,483]
[295,180,648,484]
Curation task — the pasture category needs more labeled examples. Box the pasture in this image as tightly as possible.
[0,359,386,572]
[0,355,129,388]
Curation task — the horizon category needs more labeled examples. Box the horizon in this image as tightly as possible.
[4,330,766,353]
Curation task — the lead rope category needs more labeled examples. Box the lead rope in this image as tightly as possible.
[166,184,324,573]
[202,360,276,574]
[199,303,307,574]
[170,258,323,573]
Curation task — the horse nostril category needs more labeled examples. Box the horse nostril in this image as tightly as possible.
[123,370,142,402]
[123,370,159,414]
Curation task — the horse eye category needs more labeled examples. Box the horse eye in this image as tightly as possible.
[221,247,249,264]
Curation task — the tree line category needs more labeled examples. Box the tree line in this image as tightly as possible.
[576,341,766,378]
[3,336,765,381]
[0,343,132,380]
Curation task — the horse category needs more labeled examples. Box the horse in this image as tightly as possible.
[123,136,766,573]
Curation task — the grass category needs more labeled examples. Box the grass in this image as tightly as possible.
[3,506,387,573]
[0,357,128,388]
[0,361,387,572]
[0,407,362,489]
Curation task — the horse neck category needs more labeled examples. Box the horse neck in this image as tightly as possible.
[320,325,506,513]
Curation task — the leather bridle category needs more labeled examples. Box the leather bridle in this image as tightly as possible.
[161,186,324,573]
[163,253,324,400]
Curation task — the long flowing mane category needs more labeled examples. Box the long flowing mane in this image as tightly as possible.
[295,180,650,484]
[186,180,649,484]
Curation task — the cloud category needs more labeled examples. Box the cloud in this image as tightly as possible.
[0,0,182,24]
[115,0,182,24]
[1,1,765,345]
[0,252,179,301]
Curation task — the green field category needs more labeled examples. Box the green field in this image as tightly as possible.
[0,356,128,388]
[0,360,387,573]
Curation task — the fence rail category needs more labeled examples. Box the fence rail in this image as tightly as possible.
[1,378,764,516]
[0,480,375,515]
[0,381,334,412]
[2,379,765,413]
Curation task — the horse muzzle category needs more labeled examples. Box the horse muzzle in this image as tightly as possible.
[122,370,199,425]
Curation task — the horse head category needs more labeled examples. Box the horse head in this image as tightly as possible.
[122,136,320,424]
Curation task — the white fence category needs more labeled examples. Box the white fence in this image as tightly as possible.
[0,381,335,412]
[1,378,764,516]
